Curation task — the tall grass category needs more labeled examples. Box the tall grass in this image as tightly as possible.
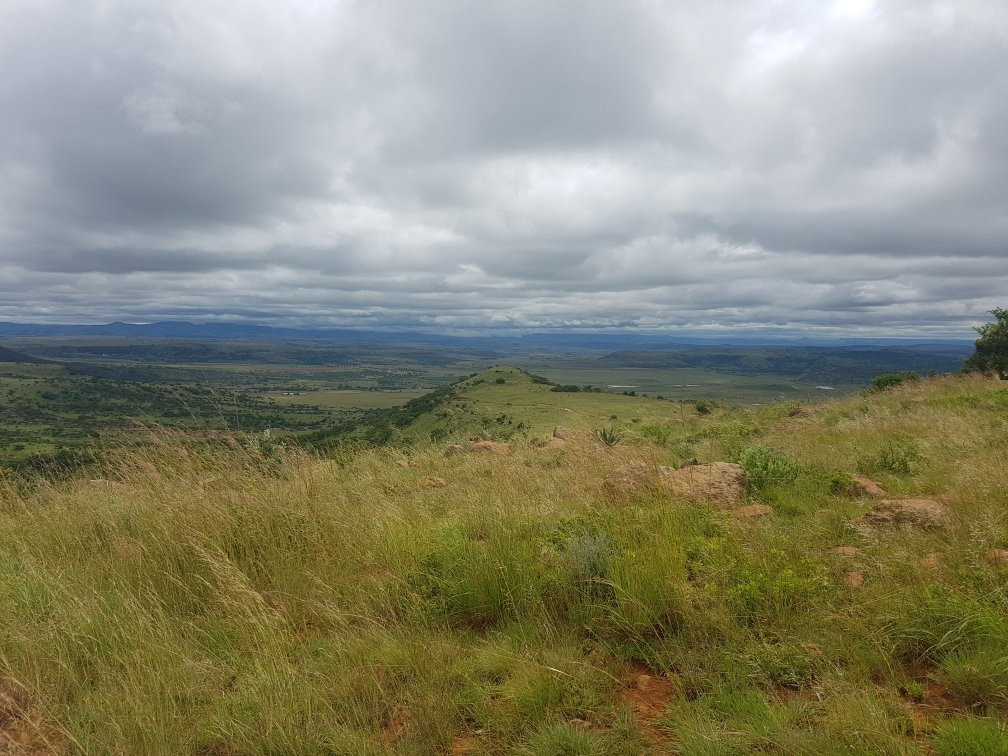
[0,375,1006,752]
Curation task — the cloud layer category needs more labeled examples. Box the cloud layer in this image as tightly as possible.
[1,0,1005,335]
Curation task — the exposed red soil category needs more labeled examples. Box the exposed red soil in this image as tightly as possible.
[619,662,677,754]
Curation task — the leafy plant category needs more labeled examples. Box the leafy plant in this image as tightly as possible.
[594,427,621,446]
[738,445,801,490]
[964,307,1008,379]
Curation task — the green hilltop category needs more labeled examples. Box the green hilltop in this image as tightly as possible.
[308,366,700,448]
[1,372,1007,752]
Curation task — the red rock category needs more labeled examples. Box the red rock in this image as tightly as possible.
[852,474,886,497]
[864,498,950,529]
[470,441,509,454]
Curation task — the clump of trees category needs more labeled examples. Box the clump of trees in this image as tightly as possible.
[964,308,1008,379]
[871,371,919,391]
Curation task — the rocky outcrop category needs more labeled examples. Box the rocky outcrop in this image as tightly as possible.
[659,462,747,507]
[863,498,950,529]
[851,474,886,497]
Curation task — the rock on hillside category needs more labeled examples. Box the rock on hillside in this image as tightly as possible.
[659,462,748,507]
[863,498,951,529]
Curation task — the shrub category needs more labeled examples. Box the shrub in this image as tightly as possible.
[738,445,801,491]
[871,371,919,391]
[744,641,821,689]
[964,307,1008,380]
[856,440,923,476]
[726,549,828,623]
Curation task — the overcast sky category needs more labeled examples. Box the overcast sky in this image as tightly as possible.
[1,0,1005,336]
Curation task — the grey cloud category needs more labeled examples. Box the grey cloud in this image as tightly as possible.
[0,0,1006,336]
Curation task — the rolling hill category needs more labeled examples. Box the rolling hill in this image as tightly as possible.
[0,345,50,364]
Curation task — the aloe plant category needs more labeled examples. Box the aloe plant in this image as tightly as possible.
[595,426,620,446]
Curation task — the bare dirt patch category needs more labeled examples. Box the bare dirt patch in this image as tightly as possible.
[620,662,676,753]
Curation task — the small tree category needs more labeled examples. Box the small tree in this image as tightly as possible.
[964,308,1008,379]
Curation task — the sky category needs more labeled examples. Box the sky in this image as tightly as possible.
[0,0,1005,337]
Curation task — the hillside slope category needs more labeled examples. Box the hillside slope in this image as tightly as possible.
[0,374,1006,753]
[310,366,688,447]
[0,345,49,364]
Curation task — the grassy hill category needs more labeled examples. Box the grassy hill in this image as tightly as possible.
[0,363,329,467]
[0,346,49,364]
[0,372,1007,753]
[309,366,705,447]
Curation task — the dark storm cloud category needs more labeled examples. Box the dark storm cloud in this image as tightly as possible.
[0,0,1005,335]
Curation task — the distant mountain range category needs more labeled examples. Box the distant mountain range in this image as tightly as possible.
[0,320,975,351]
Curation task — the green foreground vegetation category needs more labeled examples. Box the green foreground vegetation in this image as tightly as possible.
[1,369,1006,753]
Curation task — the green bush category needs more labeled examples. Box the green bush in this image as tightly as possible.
[871,371,919,391]
[739,445,802,491]
[964,307,1008,380]
[856,440,923,476]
